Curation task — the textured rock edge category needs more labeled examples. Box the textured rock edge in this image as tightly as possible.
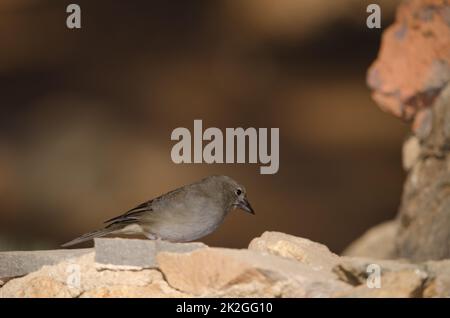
[1,232,449,298]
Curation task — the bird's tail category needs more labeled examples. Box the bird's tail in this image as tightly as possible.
[61,223,124,248]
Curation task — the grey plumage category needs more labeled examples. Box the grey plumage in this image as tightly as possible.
[62,175,254,247]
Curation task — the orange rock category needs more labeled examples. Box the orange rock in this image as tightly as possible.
[367,0,450,134]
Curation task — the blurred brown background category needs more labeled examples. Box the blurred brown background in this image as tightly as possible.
[0,0,407,253]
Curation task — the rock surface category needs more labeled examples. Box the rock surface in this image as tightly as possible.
[0,248,92,281]
[367,0,450,126]
[157,247,350,297]
[396,85,450,261]
[94,238,206,270]
[337,270,427,298]
[422,260,450,297]
[355,0,450,261]
[248,231,340,271]
[343,221,397,259]
[1,233,449,298]
[0,252,187,298]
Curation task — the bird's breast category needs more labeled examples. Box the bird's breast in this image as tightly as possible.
[139,198,228,242]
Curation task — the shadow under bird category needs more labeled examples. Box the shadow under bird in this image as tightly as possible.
[62,175,254,247]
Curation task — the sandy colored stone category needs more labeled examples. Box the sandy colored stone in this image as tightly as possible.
[0,252,187,298]
[1,233,449,298]
[423,260,450,297]
[334,256,418,285]
[337,269,427,298]
[80,284,187,298]
[248,231,339,271]
[424,278,450,297]
[157,247,351,297]
[402,136,421,171]
[342,221,397,259]
[9,276,73,298]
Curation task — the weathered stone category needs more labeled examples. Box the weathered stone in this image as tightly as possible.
[367,0,450,262]
[367,0,450,124]
[0,248,92,281]
[248,231,339,271]
[1,233,449,298]
[396,96,450,261]
[423,260,450,297]
[334,256,429,297]
[337,269,427,298]
[80,284,187,298]
[402,136,421,171]
[94,238,207,270]
[0,253,188,298]
[157,247,351,297]
[10,276,74,298]
[334,257,418,286]
[342,221,397,259]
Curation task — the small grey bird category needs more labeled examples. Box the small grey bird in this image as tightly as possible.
[62,175,254,247]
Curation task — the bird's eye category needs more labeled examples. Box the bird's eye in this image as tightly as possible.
[236,189,242,196]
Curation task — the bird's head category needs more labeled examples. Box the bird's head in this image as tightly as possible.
[206,175,255,215]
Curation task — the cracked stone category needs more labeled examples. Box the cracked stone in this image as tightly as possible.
[0,252,189,298]
[157,247,351,297]
[1,234,449,298]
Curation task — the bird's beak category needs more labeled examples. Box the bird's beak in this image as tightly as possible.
[236,197,255,215]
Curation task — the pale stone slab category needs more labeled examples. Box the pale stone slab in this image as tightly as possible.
[0,248,92,280]
[94,238,207,269]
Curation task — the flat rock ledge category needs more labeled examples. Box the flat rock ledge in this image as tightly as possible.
[0,232,449,298]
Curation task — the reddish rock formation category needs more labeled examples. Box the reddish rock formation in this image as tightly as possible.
[368,0,450,135]
[365,0,450,261]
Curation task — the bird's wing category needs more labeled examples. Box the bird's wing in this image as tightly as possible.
[103,200,153,224]
[103,187,185,225]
